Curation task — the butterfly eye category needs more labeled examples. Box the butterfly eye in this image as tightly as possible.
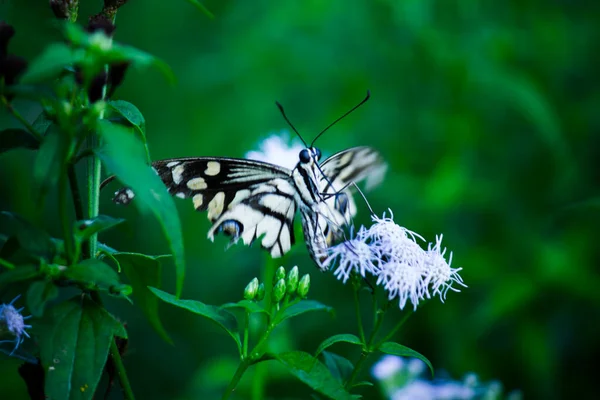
[314,148,322,161]
[299,149,311,163]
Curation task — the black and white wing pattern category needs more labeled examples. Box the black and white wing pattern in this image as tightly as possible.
[298,147,388,266]
[106,146,386,270]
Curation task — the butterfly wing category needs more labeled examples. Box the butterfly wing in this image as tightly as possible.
[111,157,299,258]
[319,146,387,238]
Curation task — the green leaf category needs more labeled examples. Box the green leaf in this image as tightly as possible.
[32,111,55,136]
[113,252,172,344]
[0,265,41,286]
[321,351,354,383]
[73,215,125,246]
[0,212,55,259]
[274,300,334,325]
[315,334,363,357]
[38,296,127,400]
[63,258,130,296]
[33,125,71,200]
[275,351,356,400]
[185,0,215,18]
[107,100,150,162]
[107,100,145,133]
[105,44,175,84]
[96,120,186,297]
[21,43,83,83]
[149,287,241,353]
[26,280,59,317]
[0,128,39,154]
[221,299,269,315]
[377,342,434,377]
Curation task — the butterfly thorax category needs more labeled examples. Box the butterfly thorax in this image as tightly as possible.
[291,147,323,207]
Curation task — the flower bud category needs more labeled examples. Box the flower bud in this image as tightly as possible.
[272,278,286,303]
[274,266,286,283]
[297,274,310,298]
[256,283,265,301]
[244,277,259,301]
[286,266,299,293]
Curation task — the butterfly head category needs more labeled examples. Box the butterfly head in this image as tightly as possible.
[299,147,321,165]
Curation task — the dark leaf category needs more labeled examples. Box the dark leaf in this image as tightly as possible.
[38,296,127,400]
[315,334,363,357]
[274,300,334,325]
[63,258,130,296]
[149,287,241,353]
[377,342,434,377]
[321,351,354,383]
[96,120,186,297]
[33,125,71,200]
[275,351,357,400]
[0,128,39,154]
[20,43,84,83]
[113,252,172,344]
[73,215,125,245]
[0,265,41,287]
[0,212,55,260]
[26,280,59,317]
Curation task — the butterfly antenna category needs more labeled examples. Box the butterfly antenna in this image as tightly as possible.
[311,90,371,147]
[352,181,376,217]
[276,101,308,148]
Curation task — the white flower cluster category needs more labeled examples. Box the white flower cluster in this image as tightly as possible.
[325,210,465,310]
[245,130,305,170]
[372,355,512,400]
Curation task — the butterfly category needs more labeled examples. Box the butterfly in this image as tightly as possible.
[103,92,386,270]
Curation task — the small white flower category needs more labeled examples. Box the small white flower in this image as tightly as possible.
[0,295,32,353]
[325,231,379,284]
[245,130,305,170]
[423,235,467,302]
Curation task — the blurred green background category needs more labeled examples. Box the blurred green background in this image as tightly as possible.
[1,0,599,399]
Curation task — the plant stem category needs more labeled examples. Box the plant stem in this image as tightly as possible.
[242,310,250,359]
[374,310,413,348]
[223,322,275,399]
[68,165,87,261]
[109,339,135,400]
[58,173,74,264]
[1,96,44,141]
[87,136,101,258]
[345,299,386,389]
[222,358,252,400]
[353,285,366,344]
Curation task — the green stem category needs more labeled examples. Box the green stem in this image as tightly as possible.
[374,309,413,348]
[223,322,276,399]
[222,358,252,400]
[345,350,370,389]
[353,285,366,344]
[109,339,135,400]
[87,138,101,258]
[68,165,86,261]
[242,310,250,359]
[58,173,74,264]
[1,96,44,141]
[345,298,386,389]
